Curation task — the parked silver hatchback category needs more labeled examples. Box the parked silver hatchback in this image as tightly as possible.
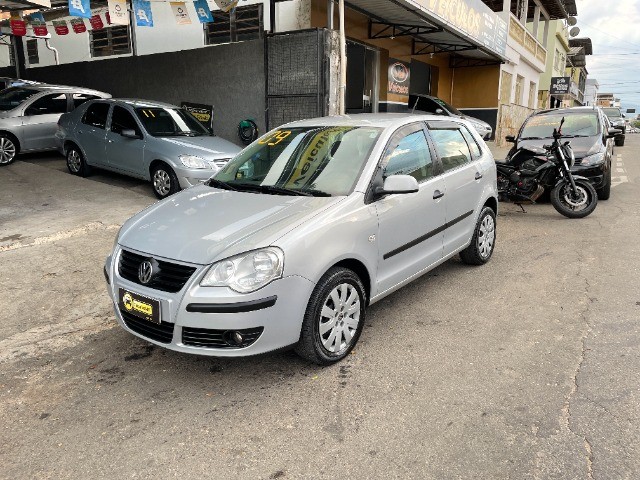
[56,99,242,198]
[0,84,110,165]
[105,114,498,365]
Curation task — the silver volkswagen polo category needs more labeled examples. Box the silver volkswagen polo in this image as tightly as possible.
[56,99,242,198]
[105,114,498,365]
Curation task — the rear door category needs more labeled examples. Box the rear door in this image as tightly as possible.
[20,92,69,151]
[77,102,110,167]
[374,122,446,294]
[105,105,146,176]
[427,122,484,257]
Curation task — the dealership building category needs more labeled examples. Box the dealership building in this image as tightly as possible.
[0,0,578,144]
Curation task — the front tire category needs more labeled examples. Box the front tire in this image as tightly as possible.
[597,166,611,200]
[295,267,366,365]
[460,206,496,265]
[151,163,180,199]
[550,180,597,218]
[66,145,91,177]
[0,134,18,166]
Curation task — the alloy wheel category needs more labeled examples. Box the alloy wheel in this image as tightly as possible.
[478,214,495,259]
[318,283,361,354]
[0,137,16,164]
[562,185,589,210]
[67,150,81,173]
[153,169,171,196]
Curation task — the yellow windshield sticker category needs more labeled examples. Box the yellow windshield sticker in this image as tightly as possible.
[258,130,292,146]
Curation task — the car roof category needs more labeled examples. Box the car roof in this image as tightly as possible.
[534,107,600,116]
[113,98,179,109]
[282,113,470,130]
[19,84,109,96]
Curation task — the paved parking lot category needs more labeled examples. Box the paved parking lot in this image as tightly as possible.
[1,139,639,479]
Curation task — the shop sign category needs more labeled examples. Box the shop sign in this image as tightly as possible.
[550,77,570,95]
[70,18,87,34]
[171,2,192,25]
[414,0,507,56]
[53,20,70,35]
[388,59,410,96]
[108,0,129,25]
[627,109,636,113]
[182,102,214,132]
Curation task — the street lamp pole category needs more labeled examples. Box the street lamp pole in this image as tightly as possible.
[338,0,346,115]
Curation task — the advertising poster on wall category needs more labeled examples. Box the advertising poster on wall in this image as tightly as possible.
[133,0,154,27]
[30,13,48,37]
[70,18,87,33]
[388,59,411,103]
[10,13,27,36]
[193,0,214,23]
[68,0,92,19]
[53,20,70,35]
[182,102,214,132]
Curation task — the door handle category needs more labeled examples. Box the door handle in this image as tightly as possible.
[475,172,483,180]
[433,190,445,199]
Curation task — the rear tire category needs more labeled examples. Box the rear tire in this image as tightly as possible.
[151,163,180,199]
[0,134,18,166]
[597,166,611,200]
[550,180,597,218]
[66,145,91,177]
[460,206,496,265]
[295,267,366,365]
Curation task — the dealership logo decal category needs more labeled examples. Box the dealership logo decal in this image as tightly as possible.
[138,260,154,284]
[390,62,409,83]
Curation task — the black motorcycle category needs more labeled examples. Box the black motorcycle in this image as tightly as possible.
[497,118,598,219]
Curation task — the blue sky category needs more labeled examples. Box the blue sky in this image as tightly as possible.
[578,0,640,113]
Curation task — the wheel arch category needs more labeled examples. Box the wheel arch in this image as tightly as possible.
[329,258,372,305]
[0,130,21,153]
[483,195,498,215]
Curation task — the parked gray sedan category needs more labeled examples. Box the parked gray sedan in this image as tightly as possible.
[105,114,498,365]
[56,99,242,198]
[0,84,110,165]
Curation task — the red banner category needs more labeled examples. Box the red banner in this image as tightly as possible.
[70,18,87,34]
[89,14,104,30]
[53,20,69,35]
[10,19,27,36]
[32,24,49,36]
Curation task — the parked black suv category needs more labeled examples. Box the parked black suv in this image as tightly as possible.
[601,107,626,146]
[506,107,619,200]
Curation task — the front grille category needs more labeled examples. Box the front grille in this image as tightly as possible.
[120,309,175,344]
[119,250,197,293]
[182,326,264,349]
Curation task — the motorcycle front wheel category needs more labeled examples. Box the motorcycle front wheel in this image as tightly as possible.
[550,180,598,218]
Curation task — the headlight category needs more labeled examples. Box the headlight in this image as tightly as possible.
[581,151,605,166]
[471,122,487,132]
[180,155,210,169]
[200,247,284,293]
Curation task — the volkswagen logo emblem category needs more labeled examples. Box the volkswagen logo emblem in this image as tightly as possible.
[138,260,154,284]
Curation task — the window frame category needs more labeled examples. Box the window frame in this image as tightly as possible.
[204,4,263,45]
[109,105,143,137]
[89,25,132,58]
[426,122,474,173]
[81,101,112,130]
[24,92,70,116]
[26,39,39,65]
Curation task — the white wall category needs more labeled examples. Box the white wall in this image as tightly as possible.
[24,0,311,69]
[500,43,541,107]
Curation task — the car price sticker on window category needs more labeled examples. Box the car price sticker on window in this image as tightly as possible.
[258,130,292,146]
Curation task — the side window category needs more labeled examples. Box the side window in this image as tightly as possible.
[82,102,110,129]
[429,128,472,172]
[110,106,141,136]
[460,126,482,159]
[73,93,101,108]
[383,127,434,183]
[25,93,68,115]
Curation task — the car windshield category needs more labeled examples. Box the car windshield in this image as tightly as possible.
[520,113,599,139]
[212,126,382,197]
[0,87,39,111]
[134,107,210,137]
[602,108,622,118]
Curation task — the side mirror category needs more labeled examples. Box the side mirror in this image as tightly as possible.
[607,128,622,138]
[376,175,419,196]
[505,135,516,143]
[121,129,141,139]
[435,108,444,115]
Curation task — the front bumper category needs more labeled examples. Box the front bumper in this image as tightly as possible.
[105,248,315,357]
[571,164,607,189]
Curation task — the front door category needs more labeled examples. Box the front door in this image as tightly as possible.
[427,122,484,256]
[21,93,69,151]
[105,105,145,176]
[374,123,446,295]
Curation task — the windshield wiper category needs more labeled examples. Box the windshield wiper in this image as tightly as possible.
[521,136,547,140]
[232,183,314,196]
[207,178,237,191]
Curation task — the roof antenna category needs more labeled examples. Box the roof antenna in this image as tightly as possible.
[411,96,420,114]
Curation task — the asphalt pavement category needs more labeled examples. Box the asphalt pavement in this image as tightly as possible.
[1,138,639,479]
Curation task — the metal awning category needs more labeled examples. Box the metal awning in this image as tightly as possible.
[569,37,592,55]
[345,0,509,66]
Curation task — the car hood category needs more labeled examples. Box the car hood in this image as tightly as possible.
[512,136,601,159]
[460,114,490,128]
[156,135,242,159]
[118,185,343,265]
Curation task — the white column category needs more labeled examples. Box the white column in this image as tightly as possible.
[532,5,541,36]
[339,0,346,115]
[542,16,550,49]
[520,0,529,22]
[503,0,510,14]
